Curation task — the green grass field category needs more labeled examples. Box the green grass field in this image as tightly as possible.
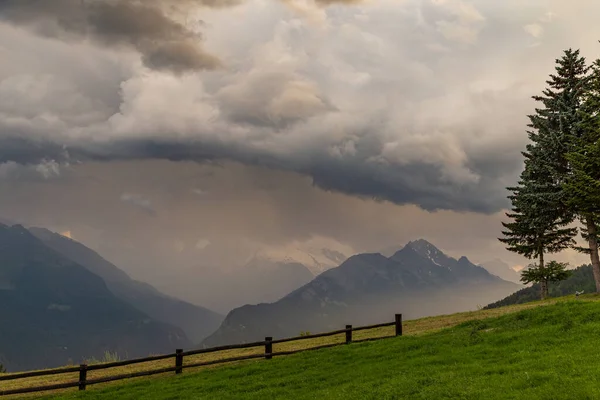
[3,299,551,399]
[24,295,600,399]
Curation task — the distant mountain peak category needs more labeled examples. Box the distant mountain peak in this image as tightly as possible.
[407,239,440,252]
[404,239,447,267]
[408,238,436,246]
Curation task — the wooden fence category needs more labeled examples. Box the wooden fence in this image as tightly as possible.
[0,314,403,397]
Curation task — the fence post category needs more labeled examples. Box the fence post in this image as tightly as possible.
[265,337,273,360]
[78,364,87,391]
[395,314,403,336]
[175,349,183,374]
[345,325,352,344]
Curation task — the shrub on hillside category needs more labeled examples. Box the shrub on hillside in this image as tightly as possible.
[520,261,572,300]
[84,350,121,365]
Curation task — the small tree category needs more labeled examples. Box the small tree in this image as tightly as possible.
[520,260,572,300]
[0,363,5,374]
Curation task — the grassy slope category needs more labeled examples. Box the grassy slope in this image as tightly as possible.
[3,299,552,399]
[5,295,594,399]
[49,295,600,400]
[51,296,600,400]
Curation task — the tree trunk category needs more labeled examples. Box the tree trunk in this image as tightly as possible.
[539,252,547,300]
[540,280,548,300]
[585,216,600,292]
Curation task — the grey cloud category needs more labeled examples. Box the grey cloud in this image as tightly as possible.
[0,0,361,75]
[0,0,225,73]
[216,70,337,128]
[2,0,599,215]
[10,135,510,213]
[4,134,480,213]
[0,137,69,165]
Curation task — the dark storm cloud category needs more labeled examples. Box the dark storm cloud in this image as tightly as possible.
[0,137,69,165]
[3,0,595,215]
[0,133,511,213]
[305,158,511,213]
[0,0,362,75]
[0,0,227,73]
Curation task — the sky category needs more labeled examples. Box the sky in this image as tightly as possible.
[1,0,600,302]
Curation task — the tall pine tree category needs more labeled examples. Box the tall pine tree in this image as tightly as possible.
[564,57,600,291]
[525,49,589,189]
[499,169,576,281]
[501,49,588,282]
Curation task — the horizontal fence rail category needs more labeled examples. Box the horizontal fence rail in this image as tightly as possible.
[181,339,268,358]
[0,314,403,397]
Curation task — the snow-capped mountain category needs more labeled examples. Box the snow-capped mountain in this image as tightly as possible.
[252,236,353,275]
[203,239,521,347]
[405,239,455,268]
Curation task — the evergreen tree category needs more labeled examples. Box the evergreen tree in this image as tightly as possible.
[524,48,589,194]
[499,173,576,278]
[520,260,572,300]
[500,49,587,280]
[564,58,600,291]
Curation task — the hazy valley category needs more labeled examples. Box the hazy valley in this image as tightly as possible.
[0,221,521,372]
[202,239,520,346]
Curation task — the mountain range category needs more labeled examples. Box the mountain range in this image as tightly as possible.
[28,227,224,344]
[478,259,521,284]
[0,220,523,371]
[0,223,223,372]
[202,240,521,346]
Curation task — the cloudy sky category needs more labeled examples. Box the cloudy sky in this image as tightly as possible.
[1,0,599,298]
